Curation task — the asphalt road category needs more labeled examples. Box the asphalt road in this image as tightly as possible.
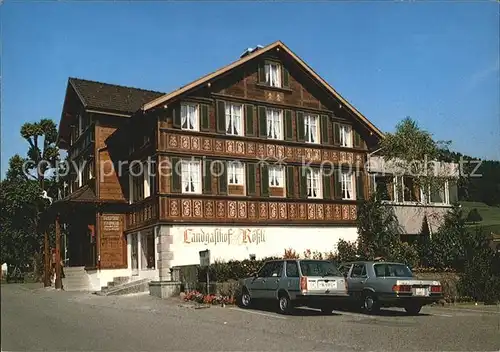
[1,284,499,351]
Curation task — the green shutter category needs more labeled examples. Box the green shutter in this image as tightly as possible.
[354,130,361,148]
[216,100,226,133]
[258,106,267,138]
[286,166,294,198]
[172,106,181,128]
[258,62,266,83]
[200,104,209,131]
[296,111,305,142]
[333,122,340,146]
[171,157,181,193]
[260,164,269,197]
[203,159,212,194]
[299,167,308,199]
[448,180,458,204]
[284,110,293,141]
[245,104,255,136]
[334,168,342,200]
[356,172,365,200]
[282,67,290,88]
[246,163,256,196]
[218,161,227,195]
[323,173,332,199]
[321,115,330,144]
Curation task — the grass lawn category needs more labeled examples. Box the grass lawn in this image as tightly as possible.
[461,201,500,235]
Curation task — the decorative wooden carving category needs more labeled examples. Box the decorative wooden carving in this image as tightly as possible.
[161,196,357,222]
[160,132,363,166]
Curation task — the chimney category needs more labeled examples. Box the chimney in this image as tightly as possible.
[240,45,264,59]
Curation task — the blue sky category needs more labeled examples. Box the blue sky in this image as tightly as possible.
[1,1,499,176]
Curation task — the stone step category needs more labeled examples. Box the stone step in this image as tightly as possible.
[94,278,150,296]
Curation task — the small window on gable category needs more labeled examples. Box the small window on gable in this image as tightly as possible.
[265,62,281,88]
[181,103,199,131]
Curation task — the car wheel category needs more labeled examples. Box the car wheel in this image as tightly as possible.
[238,288,252,308]
[363,292,380,314]
[278,293,293,315]
[404,303,422,315]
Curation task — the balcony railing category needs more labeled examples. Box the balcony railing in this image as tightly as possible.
[68,125,95,159]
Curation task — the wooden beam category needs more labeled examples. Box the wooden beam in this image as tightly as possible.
[55,216,62,290]
[43,231,50,287]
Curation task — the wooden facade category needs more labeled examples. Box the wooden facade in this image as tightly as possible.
[54,42,384,269]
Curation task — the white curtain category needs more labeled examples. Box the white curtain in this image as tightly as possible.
[181,105,187,129]
[225,105,232,133]
[188,105,196,130]
[265,65,270,83]
[234,105,241,135]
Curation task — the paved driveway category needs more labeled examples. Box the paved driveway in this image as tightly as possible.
[1,284,499,351]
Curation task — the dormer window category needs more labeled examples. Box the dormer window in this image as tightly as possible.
[265,62,281,87]
[181,103,199,131]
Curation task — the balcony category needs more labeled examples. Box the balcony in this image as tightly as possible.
[68,125,95,160]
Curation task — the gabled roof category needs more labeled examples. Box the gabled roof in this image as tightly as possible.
[142,40,384,139]
[69,77,165,114]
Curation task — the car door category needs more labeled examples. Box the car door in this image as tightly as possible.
[247,262,275,299]
[264,261,284,299]
[347,263,368,299]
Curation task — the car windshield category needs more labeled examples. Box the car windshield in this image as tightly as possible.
[374,263,413,277]
[299,261,342,277]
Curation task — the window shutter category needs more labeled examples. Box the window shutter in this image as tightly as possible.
[356,172,365,200]
[258,106,267,138]
[171,157,181,193]
[245,104,255,136]
[200,104,209,131]
[321,115,330,144]
[354,130,361,148]
[216,100,226,133]
[286,166,294,198]
[285,110,293,141]
[296,111,305,142]
[218,161,227,195]
[258,62,266,83]
[172,106,181,128]
[333,122,341,146]
[448,180,458,204]
[246,163,257,196]
[323,172,332,199]
[282,67,290,88]
[299,167,308,199]
[202,159,212,194]
[260,164,269,197]
[334,168,342,200]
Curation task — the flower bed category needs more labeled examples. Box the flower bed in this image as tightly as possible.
[183,290,236,305]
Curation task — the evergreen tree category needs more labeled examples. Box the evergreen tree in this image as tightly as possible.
[466,208,483,224]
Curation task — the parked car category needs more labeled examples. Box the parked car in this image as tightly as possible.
[237,259,349,314]
[339,261,443,315]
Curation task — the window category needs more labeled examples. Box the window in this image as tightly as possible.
[257,261,283,277]
[374,264,413,278]
[130,165,144,204]
[269,165,284,188]
[266,108,283,140]
[265,62,281,87]
[341,172,354,200]
[181,103,199,131]
[403,176,419,202]
[304,114,319,143]
[430,182,448,204]
[340,125,352,147]
[351,264,367,278]
[225,103,243,136]
[374,175,392,201]
[77,160,83,187]
[307,169,322,199]
[181,160,201,194]
[285,261,299,277]
[227,161,245,186]
[299,260,342,277]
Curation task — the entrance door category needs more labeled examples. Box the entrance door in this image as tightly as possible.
[131,234,139,276]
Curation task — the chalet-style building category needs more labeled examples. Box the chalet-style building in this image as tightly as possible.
[50,40,452,292]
